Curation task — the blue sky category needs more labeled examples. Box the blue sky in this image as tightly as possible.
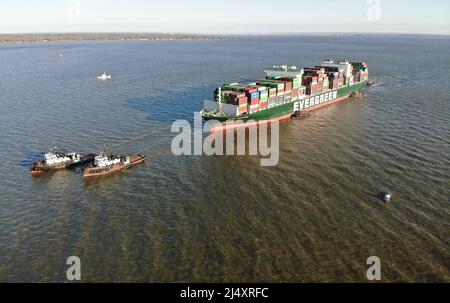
[0,0,449,34]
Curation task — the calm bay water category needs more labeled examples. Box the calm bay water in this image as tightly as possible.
[0,35,449,282]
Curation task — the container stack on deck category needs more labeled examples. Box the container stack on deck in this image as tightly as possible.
[244,87,260,114]
[213,60,368,116]
[320,66,344,89]
[268,87,277,108]
[256,80,286,106]
[281,77,302,101]
[302,75,318,96]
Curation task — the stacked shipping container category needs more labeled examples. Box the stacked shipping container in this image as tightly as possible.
[243,88,260,114]
[302,76,318,95]
[214,60,368,116]
[351,62,369,83]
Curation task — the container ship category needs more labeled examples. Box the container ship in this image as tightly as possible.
[202,59,369,131]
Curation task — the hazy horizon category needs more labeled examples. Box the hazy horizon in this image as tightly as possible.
[1,32,449,37]
[1,0,449,35]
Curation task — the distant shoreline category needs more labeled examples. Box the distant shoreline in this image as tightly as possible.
[0,33,225,44]
[1,32,448,45]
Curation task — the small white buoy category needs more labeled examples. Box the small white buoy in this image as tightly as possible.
[384,193,392,203]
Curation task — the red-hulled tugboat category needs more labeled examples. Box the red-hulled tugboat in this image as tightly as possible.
[83,153,146,178]
[30,149,97,176]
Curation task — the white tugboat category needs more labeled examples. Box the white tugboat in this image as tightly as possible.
[30,149,96,176]
[97,72,112,80]
[83,152,146,178]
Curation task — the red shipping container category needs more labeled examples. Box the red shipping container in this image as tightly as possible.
[330,79,339,89]
[307,83,318,95]
[248,104,259,113]
[243,88,258,94]
[238,97,248,105]
[284,82,292,91]
[302,75,318,83]
[292,88,299,97]
[249,98,259,105]
[279,79,293,90]
[254,86,267,91]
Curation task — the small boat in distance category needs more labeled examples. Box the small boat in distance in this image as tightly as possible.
[97,72,112,80]
[83,153,146,178]
[30,149,97,176]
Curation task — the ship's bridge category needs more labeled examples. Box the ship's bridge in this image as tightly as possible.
[264,65,304,78]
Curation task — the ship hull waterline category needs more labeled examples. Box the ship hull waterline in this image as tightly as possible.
[204,81,368,133]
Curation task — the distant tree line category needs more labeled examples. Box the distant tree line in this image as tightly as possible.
[0,33,225,43]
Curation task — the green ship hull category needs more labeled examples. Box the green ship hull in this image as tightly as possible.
[205,81,368,123]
